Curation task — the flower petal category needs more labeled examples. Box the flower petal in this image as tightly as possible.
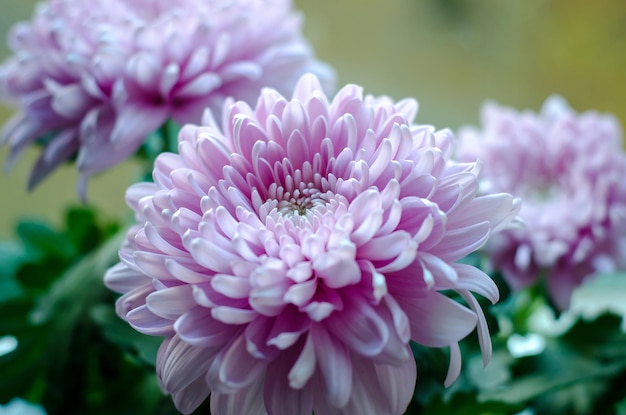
[311,324,352,408]
[399,293,477,347]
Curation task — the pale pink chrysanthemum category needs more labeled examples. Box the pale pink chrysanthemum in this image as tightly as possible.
[105,74,520,414]
[0,0,333,196]
[457,96,626,310]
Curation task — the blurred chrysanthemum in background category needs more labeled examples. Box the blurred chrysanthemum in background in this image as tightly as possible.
[457,96,626,310]
[105,74,519,414]
[0,0,333,196]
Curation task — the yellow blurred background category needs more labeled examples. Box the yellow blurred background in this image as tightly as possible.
[1,0,625,237]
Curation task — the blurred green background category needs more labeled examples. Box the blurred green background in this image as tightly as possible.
[1,0,625,237]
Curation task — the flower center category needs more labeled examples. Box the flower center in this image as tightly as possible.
[276,183,328,216]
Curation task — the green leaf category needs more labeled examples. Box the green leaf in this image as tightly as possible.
[31,230,124,326]
[0,207,131,413]
[65,207,102,254]
[16,220,75,260]
[562,313,626,359]
[568,272,626,332]
[411,342,454,405]
[0,241,28,275]
[615,396,626,415]
[16,259,67,293]
[0,300,48,402]
[0,241,28,303]
[417,391,522,415]
[479,332,626,412]
[466,349,513,392]
[0,299,37,334]
[90,303,162,367]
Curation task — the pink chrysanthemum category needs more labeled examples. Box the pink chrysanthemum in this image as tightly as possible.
[105,74,519,414]
[0,0,332,196]
[457,96,626,309]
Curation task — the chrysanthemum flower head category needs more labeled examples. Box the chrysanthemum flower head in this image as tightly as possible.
[105,74,520,414]
[0,0,333,196]
[457,96,626,309]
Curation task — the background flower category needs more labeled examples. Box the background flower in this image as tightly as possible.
[105,74,519,414]
[0,0,333,196]
[457,96,626,309]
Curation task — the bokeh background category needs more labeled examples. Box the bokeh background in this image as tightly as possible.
[1,0,625,237]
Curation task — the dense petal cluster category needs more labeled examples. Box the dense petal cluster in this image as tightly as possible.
[105,74,519,414]
[0,0,332,195]
[457,96,626,309]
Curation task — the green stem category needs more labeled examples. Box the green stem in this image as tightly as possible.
[26,227,128,413]
[31,229,125,334]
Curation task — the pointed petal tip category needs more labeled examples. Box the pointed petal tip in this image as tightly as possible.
[77,173,90,204]
[443,342,462,387]
[293,73,323,101]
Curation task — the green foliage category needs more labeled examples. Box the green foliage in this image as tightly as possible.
[503,298,623,413]
[415,391,522,415]
[0,206,180,414]
[0,241,27,302]
[404,272,626,415]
